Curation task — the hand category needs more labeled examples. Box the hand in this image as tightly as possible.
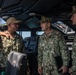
[69,68,72,75]
[59,66,68,73]
[38,67,43,75]
[0,31,10,38]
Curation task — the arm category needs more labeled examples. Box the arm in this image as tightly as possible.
[38,36,43,75]
[58,32,70,73]
[58,33,69,67]
[71,35,76,73]
[0,32,4,36]
[38,36,43,67]
[18,35,26,53]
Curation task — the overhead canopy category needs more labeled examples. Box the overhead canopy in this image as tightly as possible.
[0,0,76,30]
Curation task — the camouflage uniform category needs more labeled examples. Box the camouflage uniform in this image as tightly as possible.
[0,32,25,68]
[71,34,76,75]
[38,29,69,75]
[69,6,76,75]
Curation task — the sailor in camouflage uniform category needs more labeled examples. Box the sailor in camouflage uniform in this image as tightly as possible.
[0,17,25,68]
[38,16,69,75]
[69,6,76,75]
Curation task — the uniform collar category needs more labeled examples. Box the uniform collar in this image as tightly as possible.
[44,29,54,38]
